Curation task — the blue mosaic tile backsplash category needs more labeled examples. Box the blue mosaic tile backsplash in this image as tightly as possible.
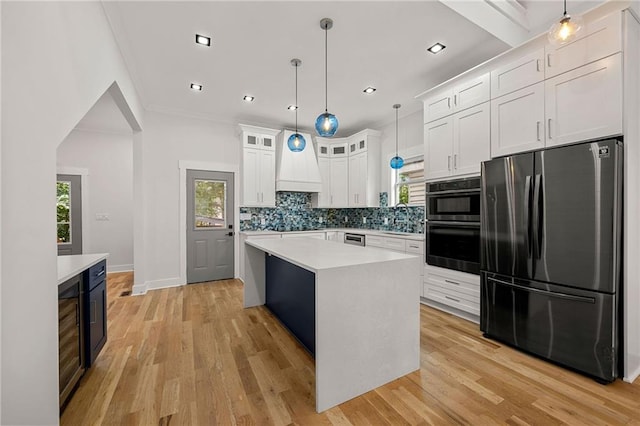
[240,192,424,233]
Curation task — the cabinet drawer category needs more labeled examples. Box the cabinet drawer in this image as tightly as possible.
[425,278,479,302]
[384,237,406,252]
[366,235,385,248]
[423,283,480,316]
[86,260,106,291]
[425,265,479,293]
[405,240,424,254]
[491,49,545,98]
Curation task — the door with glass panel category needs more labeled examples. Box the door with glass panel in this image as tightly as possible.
[187,170,234,283]
[57,174,83,256]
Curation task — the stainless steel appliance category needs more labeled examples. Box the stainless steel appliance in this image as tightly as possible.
[426,177,480,274]
[344,233,366,246]
[480,138,623,382]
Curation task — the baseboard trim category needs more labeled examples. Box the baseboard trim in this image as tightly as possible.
[107,264,133,273]
[624,363,640,383]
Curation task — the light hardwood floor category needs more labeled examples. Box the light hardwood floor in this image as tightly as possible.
[61,272,640,425]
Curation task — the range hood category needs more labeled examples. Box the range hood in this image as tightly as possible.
[275,129,322,192]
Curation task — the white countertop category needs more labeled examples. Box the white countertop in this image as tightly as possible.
[245,237,414,272]
[241,228,424,241]
[57,253,109,284]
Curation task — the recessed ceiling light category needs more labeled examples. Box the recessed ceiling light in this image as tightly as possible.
[363,86,377,94]
[427,43,446,54]
[243,95,255,102]
[287,105,298,111]
[190,83,203,91]
[195,34,211,46]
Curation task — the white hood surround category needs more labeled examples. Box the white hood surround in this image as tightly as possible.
[276,129,322,192]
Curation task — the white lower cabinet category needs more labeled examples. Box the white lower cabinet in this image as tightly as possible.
[423,265,480,318]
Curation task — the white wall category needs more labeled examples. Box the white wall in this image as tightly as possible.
[377,109,424,201]
[1,2,142,424]
[136,110,240,293]
[57,129,134,272]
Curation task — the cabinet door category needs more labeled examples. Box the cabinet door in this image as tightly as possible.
[244,133,261,148]
[491,49,545,98]
[545,54,622,148]
[491,82,545,158]
[425,116,453,180]
[424,88,453,123]
[87,279,107,366]
[259,149,276,207]
[331,143,348,157]
[242,148,260,206]
[330,157,349,207]
[453,73,490,112]
[453,102,490,176]
[545,12,622,79]
[316,157,331,207]
[261,135,275,150]
[348,153,366,207]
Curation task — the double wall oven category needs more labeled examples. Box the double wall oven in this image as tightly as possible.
[425,177,480,275]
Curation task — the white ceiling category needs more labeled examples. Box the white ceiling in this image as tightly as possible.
[98,0,605,136]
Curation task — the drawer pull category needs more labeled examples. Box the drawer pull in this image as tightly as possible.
[409,244,419,248]
[445,295,460,302]
[96,269,105,277]
[444,279,460,285]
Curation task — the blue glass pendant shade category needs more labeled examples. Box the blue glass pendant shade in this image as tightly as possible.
[390,156,404,169]
[315,112,339,137]
[287,133,306,152]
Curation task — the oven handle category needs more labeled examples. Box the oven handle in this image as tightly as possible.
[426,188,481,196]
[427,221,480,227]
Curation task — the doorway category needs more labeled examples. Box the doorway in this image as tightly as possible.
[57,174,83,255]
[186,169,235,283]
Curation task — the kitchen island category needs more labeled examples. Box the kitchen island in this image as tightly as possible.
[243,238,420,412]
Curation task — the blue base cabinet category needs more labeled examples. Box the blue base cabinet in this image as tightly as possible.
[84,260,107,367]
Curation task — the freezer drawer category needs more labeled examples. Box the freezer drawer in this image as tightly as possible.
[480,272,617,382]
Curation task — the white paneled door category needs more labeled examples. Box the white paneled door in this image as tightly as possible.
[186,170,234,283]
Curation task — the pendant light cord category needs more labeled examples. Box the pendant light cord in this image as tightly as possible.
[395,107,399,156]
[324,26,328,113]
[564,0,567,16]
[295,62,299,132]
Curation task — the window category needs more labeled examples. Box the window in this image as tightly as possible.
[57,181,71,243]
[393,157,425,206]
[194,179,226,228]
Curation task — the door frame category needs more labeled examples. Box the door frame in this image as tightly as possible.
[57,167,90,255]
[179,160,239,286]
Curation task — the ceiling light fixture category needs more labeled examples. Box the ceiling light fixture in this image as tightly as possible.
[390,104,404,170]
[288,58,306,152]
[287,105,298,111]
[195,34,211,46]
[427,43,446,54]
[243,95,254,102]
[363,86,377,94]
[548,0,584,45]
[315,18,339,137]
[190,83,203,91]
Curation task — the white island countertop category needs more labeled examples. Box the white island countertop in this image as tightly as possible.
[245,237,414,272]
[57,253,109,284]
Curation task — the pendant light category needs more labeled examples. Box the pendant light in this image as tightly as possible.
[315,18,339,137]
[287,58,306,152]
[390,104,404,169]
[548,0,584,45]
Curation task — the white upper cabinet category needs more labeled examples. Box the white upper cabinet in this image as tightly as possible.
[491,82,545,157]
[425,102,490,180]
[422,73,490,123]
[491,49,545,98]
[329,157,349,207]
[545,53,622,147]
[238,124,279,207]
[315,156,331,207]
[453,103,490,176]
[545,11,622,79]
[347,130,381,207]
[312,137,349,208]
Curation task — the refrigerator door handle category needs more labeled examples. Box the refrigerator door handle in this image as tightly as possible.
[524,175,532,259]
[532,174,543,259]
[487,277,596,303]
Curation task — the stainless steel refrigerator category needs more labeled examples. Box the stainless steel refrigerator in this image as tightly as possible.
[480,138,623,382]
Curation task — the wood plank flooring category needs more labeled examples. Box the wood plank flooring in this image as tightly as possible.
[61,273,640,425]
